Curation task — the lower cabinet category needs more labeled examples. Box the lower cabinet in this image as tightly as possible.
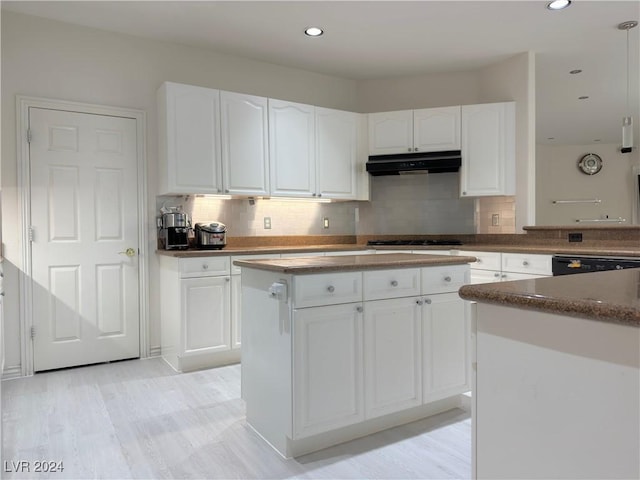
[291,265,470,440]
[293,303,365,439]
[364,297,423,419]
[422,293,470,402]
[159,255,237,372]
[181,276,231,355]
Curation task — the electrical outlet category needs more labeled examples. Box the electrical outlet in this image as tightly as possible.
[568,232,583,242]
[491,214,500,226]
[263,217,271,229]
[323,217,330,229]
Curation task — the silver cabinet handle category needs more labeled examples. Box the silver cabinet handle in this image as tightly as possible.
[390,280,398,287]
[424,298,432,304]
[202,264,209,270]
[356,306,363,313]
[494,272,501,277]
[522,261,529,266]
[225,277,230,282]
[501,274,507,278]
[462,191,467,196]
[0,292,4,297]
[318,193,322,197]
[443,276,451,282]
[416,299,424,306]
[414,147,419,152]
[407,148,412,152]
[225,189,230,193]
[312,193,317,197]
[476,258,482,263]
[327,285,335,293]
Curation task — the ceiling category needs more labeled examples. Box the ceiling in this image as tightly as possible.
[3,0,639,146]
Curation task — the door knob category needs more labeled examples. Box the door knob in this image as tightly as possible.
[118,248,136,257]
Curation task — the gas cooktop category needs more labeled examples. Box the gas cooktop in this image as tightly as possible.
[367,239,463,246]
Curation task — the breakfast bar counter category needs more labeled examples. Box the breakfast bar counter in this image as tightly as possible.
[459,269,640,479]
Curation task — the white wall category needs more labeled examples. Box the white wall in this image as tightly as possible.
[1,11,358,372]
[477,51,536,232]
[536,143,639,225]
[1,11,535,375]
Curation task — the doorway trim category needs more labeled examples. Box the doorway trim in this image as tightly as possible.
[16,95,149,376]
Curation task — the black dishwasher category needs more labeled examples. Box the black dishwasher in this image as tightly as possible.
[552,255,640,276]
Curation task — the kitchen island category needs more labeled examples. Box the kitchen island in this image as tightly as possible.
[459,270,640,479]
[235,253,476,458]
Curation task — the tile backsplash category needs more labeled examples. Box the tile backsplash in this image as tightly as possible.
[157,172,484,239]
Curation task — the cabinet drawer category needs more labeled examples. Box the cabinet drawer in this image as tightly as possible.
[421,265,469,294]
[179,256,230,278]
[457,250,501,271]
[294,272,362,308]
[501,253,552,276]
[363,268,420,301]
[231,254,280,275]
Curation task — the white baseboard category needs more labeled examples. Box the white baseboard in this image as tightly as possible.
[148,345,162,358]
[2,365,24,380]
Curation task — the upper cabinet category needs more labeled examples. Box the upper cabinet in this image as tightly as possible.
[220,91,270,196]
[157,81,367,200]
[460,102,515,197]
[368,107,461,156]
[158,82,223,195]
[269,101,360,200]
[316,107,359,200]
[269,99,316,197]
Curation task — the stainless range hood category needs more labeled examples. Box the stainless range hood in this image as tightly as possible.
[366,150,461,176]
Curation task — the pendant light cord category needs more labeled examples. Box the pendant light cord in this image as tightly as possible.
[626,26,630,115]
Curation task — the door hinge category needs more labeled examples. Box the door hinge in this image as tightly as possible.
[31,326,36,339]
[28,226,35,243]
[27,129,32,143]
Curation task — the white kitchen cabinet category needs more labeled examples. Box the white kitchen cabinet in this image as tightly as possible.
[413,107,461,152]
[158,82,223,195]
[368,107,461,155]
[455,250,551,284]
[316,107,359,199]
[460,102,515,197]
[422,292,470,402]
[269,99,316,197]
[159,255,237,372]
[293,302,364,439]
[220,91,270,196]
[181,276,231,355]
[364,297,422,419]
[368,110,413,155]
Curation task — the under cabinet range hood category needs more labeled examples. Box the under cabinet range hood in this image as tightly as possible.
[366,150,461,176]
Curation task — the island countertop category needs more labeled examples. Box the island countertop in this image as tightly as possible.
[459,268,640,327]
[233,253,477,274]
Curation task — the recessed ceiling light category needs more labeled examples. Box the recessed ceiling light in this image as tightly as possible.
[594,139,601,142]
[304,27,324,37]
[547,137,555,140]
[578,96,589,100]
[569,69,582,74]
[547,0,571,10]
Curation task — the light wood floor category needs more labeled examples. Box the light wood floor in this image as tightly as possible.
[2,358,471,479]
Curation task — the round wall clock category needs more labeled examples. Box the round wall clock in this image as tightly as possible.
[577,153,602,175]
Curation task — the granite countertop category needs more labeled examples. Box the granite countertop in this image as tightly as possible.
[459,269,640,327]
[234,253,477,274]
[155,244,371,257]
[157,243,640,258]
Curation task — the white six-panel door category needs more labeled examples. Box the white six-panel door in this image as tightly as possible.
[29,107,140,371]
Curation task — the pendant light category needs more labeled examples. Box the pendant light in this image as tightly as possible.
[619,20,637,153]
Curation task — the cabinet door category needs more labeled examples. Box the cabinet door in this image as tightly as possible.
[220,91,270,196]
[423,293,470,402]
[230,275,242,350]
[316,107,358,199]
[368,110,413,155]
[269,99,316,197]
[414,106,461,152]
[293,303,364,439]
[158,82,222,194]
[460,102,515,197]
[181,276,231,356]
[364,298,422,419]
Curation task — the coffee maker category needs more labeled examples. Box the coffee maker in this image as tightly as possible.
[161,211,190,250]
